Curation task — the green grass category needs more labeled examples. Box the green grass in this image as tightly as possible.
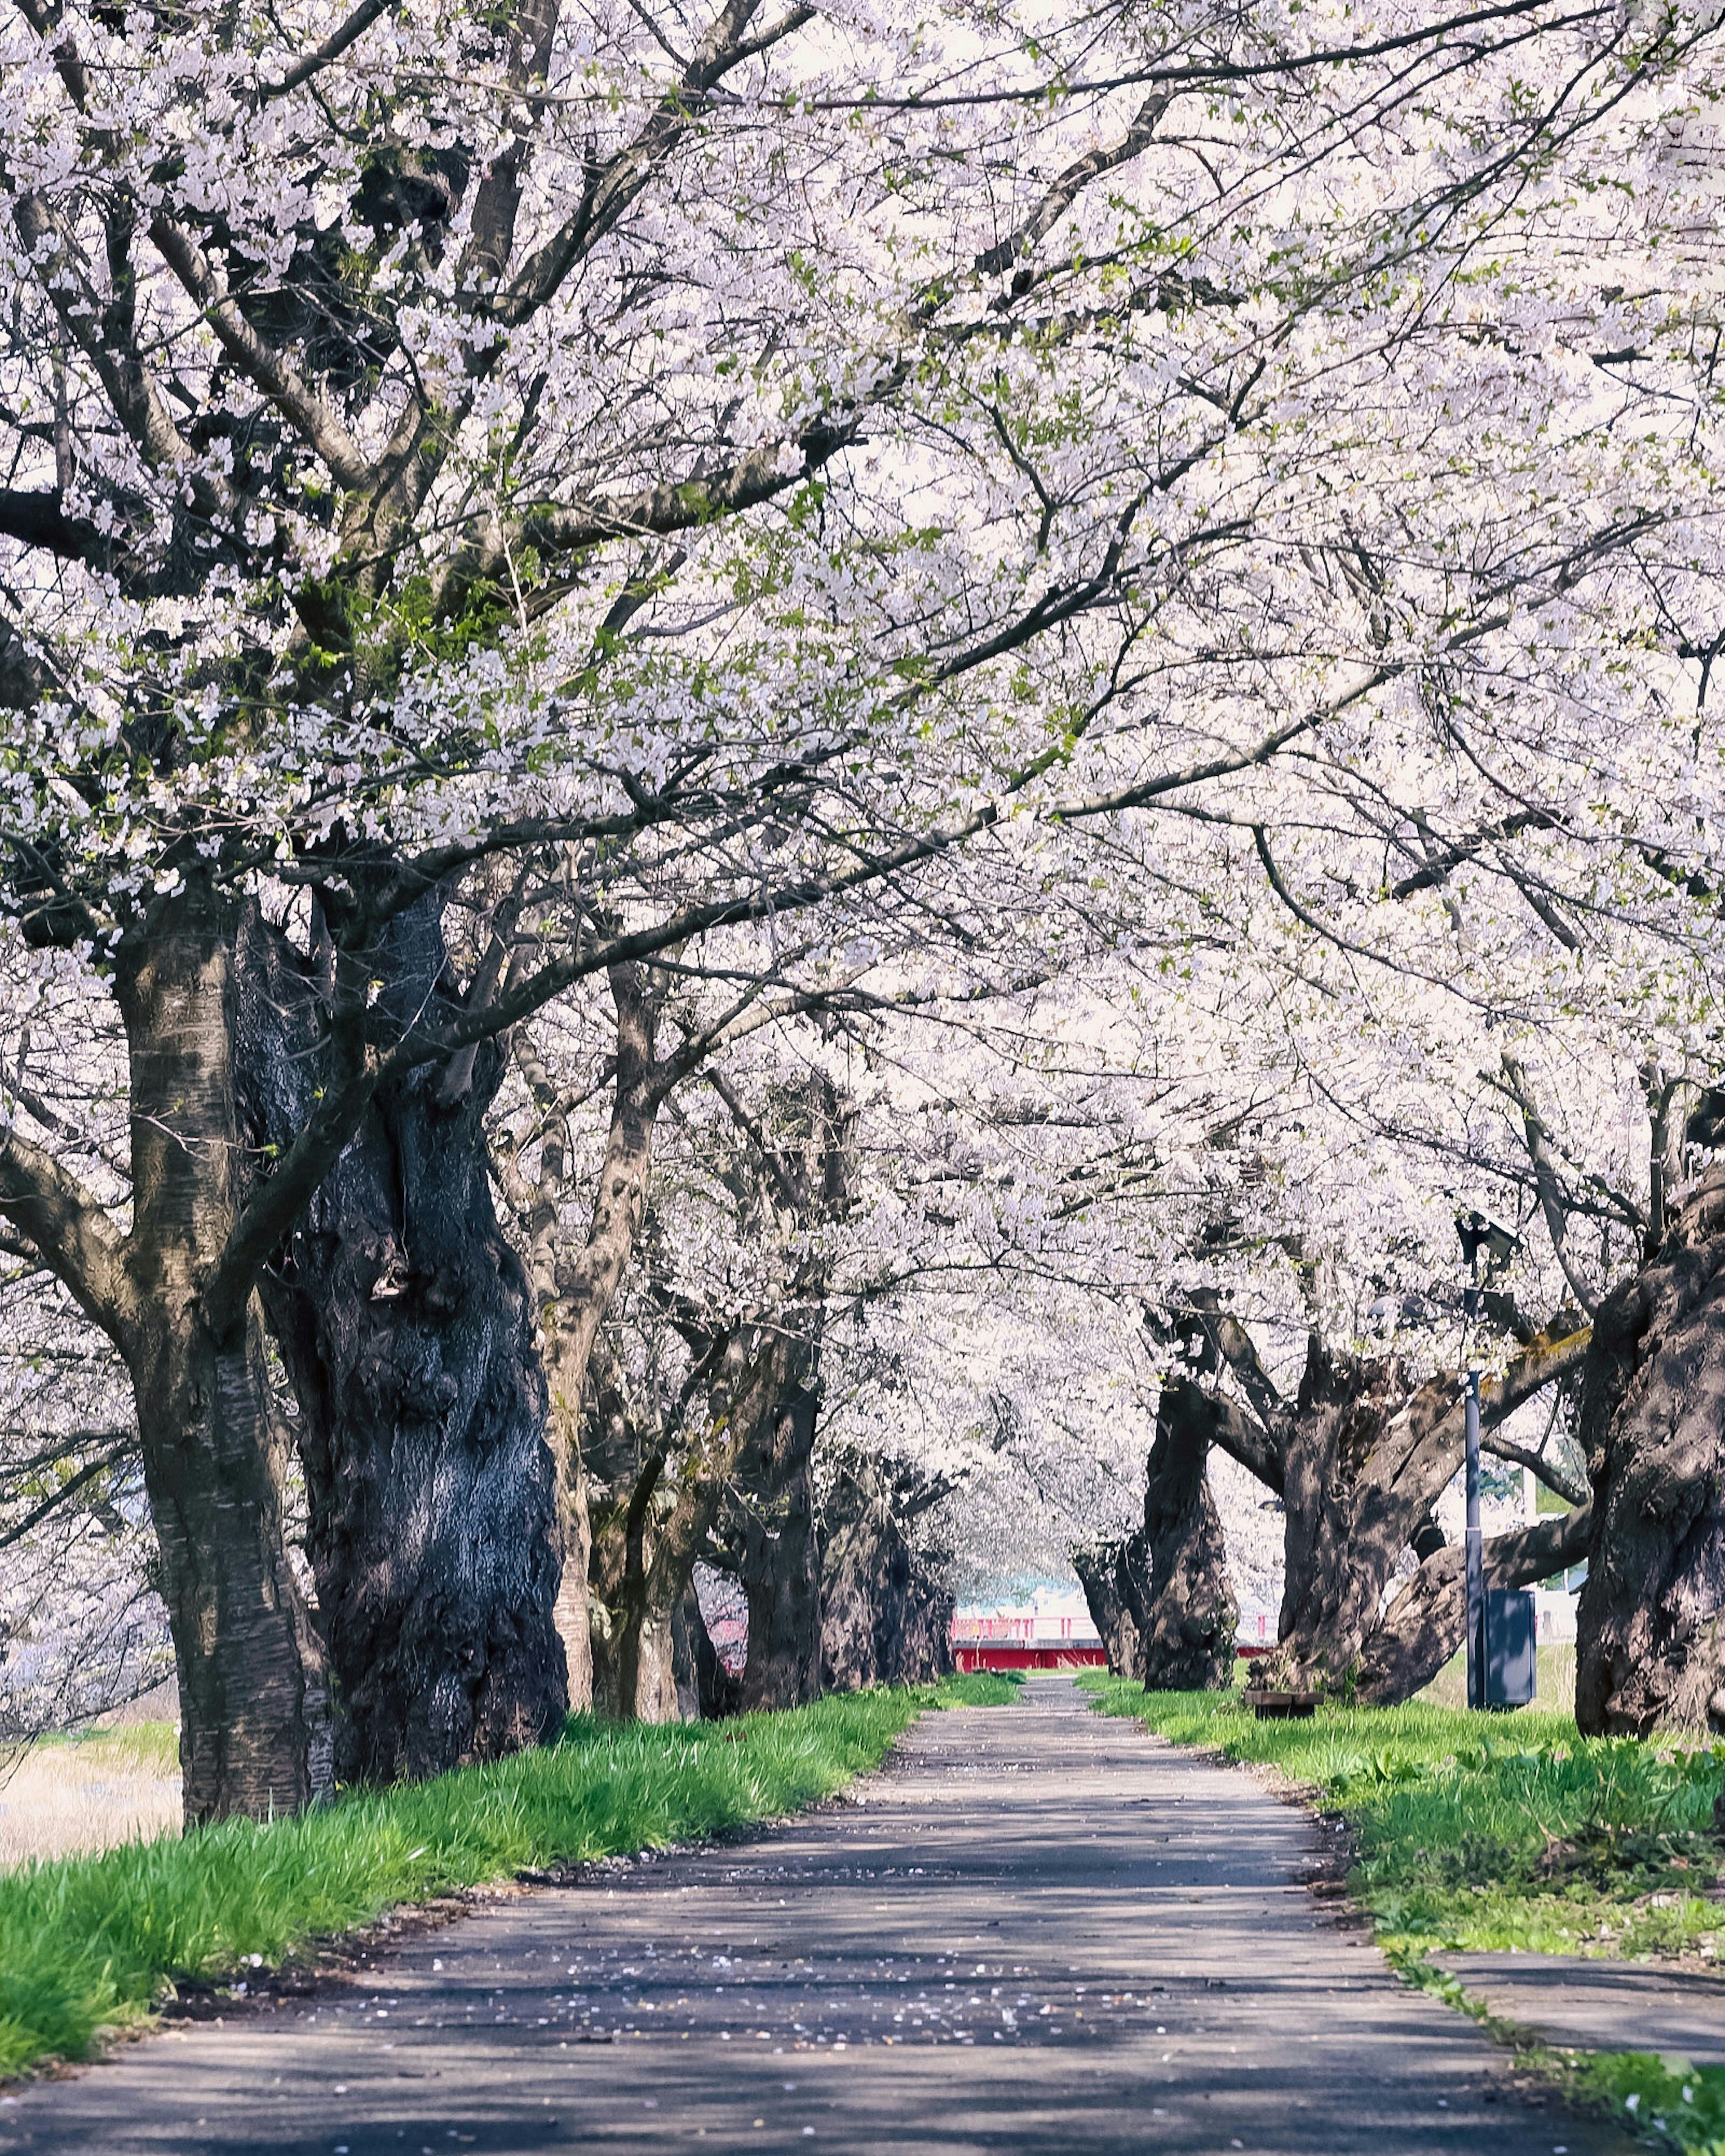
[31,1722,182,1774]
[0,1675,1011,2079]
[931,1669,1022,1705]
[1079,1673,1725,2153]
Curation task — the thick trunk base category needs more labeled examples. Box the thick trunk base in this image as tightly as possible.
[736,1417,821,1713]
[119,885,332,1822]
[592,1606,680,1722]
[819,1493,953,1692]
[1576,1170,1725,1736]
[673,1580,742,1720]
[238,904,566,1784]
[1128,1380,1238,1691]
[134,1312,335,1824]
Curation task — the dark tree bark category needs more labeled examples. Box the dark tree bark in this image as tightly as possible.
[1576,1166,1725,1735]
[732,1384,822,1712]
[0,876,334,1820]
[672,1576,741,1720]
[236,900,566,1784]
[1173,1300,1589,1696]
[819,1463,954,1690]
[518,962,669,1711]
[1131,1378,1238,1689]
[1354,1505,1592,1703]
[588,1325,789,1721]
[1072,1539,1144,1678]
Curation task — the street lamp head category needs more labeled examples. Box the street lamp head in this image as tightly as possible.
[1455,1211,1519,1277]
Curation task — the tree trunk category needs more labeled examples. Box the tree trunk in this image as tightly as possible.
[1131,1379,1238,1690]
[1354,1506,1592,1704]
[734,1387,821,1713]
[672,1577,741,1720]
[1194,1323,1589,1695]
[818,1466,954,1690]
[589,1454,684,1722]
[1576,1166,1725,1736]
[116,882,334,1821]
[1072,1541,1143,1678]
[526,962,665,1709]
[1268,1342,1431,1689]
[236,901,566,1785]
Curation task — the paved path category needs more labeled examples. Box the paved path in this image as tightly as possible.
[1438,1951,1725,2065]
[2,1677,1625,2155]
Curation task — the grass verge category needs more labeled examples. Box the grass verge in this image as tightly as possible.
[1079,1671,1725,2153]
[0,1673,1012,2080]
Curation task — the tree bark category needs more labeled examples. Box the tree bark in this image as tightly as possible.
[731,1385,821,1713]
[115,881,334,1820]
[521,961,665,1710]
[588,1449,682,1723]
[1576,1166,1725,1735]
[1175,1305,1589,1695]
[588,1325,788,1720]
[1354,1505,1592,1704]
[1130,1378,1238,1689]
[818,1463,954,1690]
[672,1576,740,1720]
[236,899,565,1785]
[1072,1540,1143,1678]
[1195,1327,1590,1693]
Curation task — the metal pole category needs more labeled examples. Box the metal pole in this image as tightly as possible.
[1464,1365,1483,1710]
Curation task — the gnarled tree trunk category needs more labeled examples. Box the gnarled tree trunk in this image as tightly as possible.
[526,963,666,1710]
[819,1463,954,1690]
[589,1325,791,1721]
[728,1382,821,1712]
[588,1450,682,1723]
[1177,1302,1589,1696]
[1576,1166,1725,1735]
[1268,1342,1434,1689]
[237,900,565,1784]
[1072,1540,1143,1678]
[672,1577,741,1720]
[1131,1378,1238,1689]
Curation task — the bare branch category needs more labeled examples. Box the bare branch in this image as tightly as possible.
[0,1123,127,1335]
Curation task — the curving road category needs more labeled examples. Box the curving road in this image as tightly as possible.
[1,1677,1625,2154]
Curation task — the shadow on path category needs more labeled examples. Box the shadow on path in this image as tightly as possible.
[0,1677,1631,2154]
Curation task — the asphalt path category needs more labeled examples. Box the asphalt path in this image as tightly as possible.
[2,1676,1626,2155]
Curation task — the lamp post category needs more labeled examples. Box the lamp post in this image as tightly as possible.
[1455,1212,1517,1711]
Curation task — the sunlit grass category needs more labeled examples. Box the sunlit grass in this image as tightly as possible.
[0,1674,1010,2079]
[1418,1644,1576,1717]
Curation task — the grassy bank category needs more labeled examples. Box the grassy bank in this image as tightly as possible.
[1079,1673,1725,2153]
[0,1673,1014,2079]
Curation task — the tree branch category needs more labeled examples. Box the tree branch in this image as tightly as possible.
[1499,1054,1603,1316]
[201,966,376,1339]
[0,1123,128,1336]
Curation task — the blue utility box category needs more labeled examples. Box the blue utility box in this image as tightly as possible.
[1485,1587,1536,1708]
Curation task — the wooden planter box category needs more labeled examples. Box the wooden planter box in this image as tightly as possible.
[1243,1688,1320,1719]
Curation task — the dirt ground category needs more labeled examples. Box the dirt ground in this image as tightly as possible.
[0,1720,179,1868]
